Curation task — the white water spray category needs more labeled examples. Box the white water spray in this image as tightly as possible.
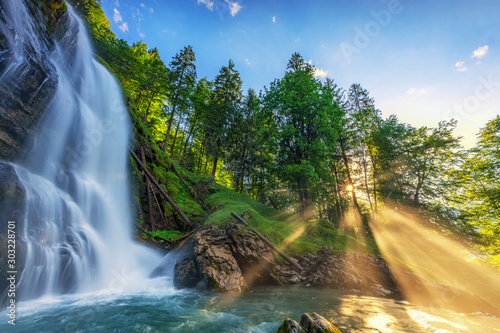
[2,1,162,301]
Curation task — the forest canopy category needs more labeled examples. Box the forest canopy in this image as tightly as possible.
[70,0,500,268]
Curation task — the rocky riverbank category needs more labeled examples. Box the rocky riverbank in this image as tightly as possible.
[150,220,402,299]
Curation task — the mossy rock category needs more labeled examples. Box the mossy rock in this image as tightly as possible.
[277,318,304,333]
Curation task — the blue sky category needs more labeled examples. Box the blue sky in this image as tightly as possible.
[102,0,500,147]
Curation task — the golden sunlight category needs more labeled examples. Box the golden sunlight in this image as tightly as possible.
[370,203,500,316]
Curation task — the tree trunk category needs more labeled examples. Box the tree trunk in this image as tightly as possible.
[180,127,195,163]
[163,104,177,152]
[141,91,157,123]
[211,156,218,177]
[361,153,374,213]
[332,162,343,226]
[170,112,184,156]
[339,138,363,224]
[414,177,424,204]
[163,67,186,152]
[297,177,313,220]
[196,142,205,174]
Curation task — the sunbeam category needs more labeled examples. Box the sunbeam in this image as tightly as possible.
[371,204,500,315]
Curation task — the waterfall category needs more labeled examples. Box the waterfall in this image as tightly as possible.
[1,1,162,301]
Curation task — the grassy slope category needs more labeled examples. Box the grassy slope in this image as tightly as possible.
[204,185,379,256]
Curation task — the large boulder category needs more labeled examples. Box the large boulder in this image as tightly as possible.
[166,221,282,292]
[193,224,248,292]
[223,222,278,285]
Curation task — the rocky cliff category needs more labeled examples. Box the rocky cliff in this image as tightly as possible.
[0,0,67,161]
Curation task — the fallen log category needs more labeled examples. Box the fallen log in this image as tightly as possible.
[230,211,303,273]
[130,148,196,229]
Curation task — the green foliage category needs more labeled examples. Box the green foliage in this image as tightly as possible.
[144,229,185,241]
[263,53,343,220]
[445,116,500,267]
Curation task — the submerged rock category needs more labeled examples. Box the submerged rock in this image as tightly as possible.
[277,313,342,333]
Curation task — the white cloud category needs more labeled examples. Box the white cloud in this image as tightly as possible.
[136,8,144,22]
[150,8,154,13]
[114,0,119,7]
[314,68,328,78]
[272,15,276,23]
[140,3,145,8]
[139,32,145,38]
[294,38,301,43]
[245,58,250,65]
[197,0,214,11]
[406,87,429,95]
[455,61,467,72]
[471,45,489,59]
[118,22,128,32]
[225,0,242,16]
[113,8,122,24]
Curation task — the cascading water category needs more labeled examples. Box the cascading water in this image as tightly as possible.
[1,0,163,302]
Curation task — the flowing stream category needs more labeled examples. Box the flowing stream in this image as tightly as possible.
[1,287,499,332]
[1,1,500,332]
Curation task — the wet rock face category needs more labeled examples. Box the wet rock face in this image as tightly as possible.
[170,222,279,292]
[0,162,26,306]
[174,258,200,289]
[0,0,68,162]
[0,162,26,230]
[193,224,248,292]
[223,223,278,285]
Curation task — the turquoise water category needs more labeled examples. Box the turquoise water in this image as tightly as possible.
[3,286,499,332]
